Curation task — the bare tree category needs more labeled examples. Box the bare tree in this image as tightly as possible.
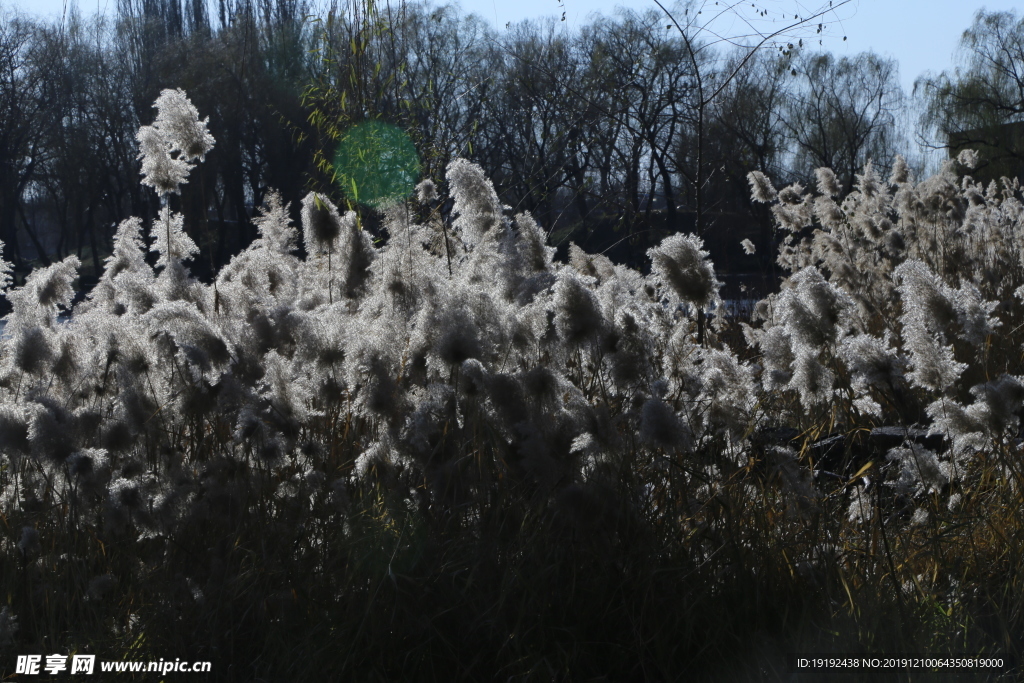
[587,10,696,232]
[783,51,904,192]
[654,0,853,234]
[0,10,65,268]
[704,48,791,199]
[399,5,491,180]
[476,19,590,229]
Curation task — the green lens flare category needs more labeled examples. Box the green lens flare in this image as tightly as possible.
[334,121,421,209]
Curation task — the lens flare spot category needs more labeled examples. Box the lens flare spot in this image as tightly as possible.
[334,121,420,209]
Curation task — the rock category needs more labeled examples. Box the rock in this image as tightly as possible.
[868,426,944,452]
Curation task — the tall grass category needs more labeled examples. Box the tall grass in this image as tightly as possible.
[0,96,1021,681]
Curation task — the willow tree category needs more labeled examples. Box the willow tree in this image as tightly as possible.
[917,9,1024,184]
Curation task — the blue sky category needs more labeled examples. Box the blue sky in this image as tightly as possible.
[3,0,1021,94]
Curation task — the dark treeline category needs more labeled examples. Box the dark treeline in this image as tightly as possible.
[0,0,1020,287]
